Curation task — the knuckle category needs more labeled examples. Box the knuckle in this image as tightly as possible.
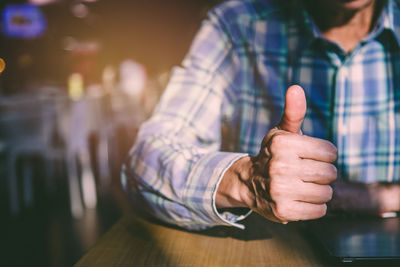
[268,158,287,177]
[274,202,289,219]
[268,179,282,199]
[320,204,328,217]
[326,185,333,201]
[329,164,338,181]
[327,142,338,161]
[310,205,327,220]
[269,134,287,152]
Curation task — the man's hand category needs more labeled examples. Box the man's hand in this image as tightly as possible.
[216,85,338,223]
[329,179,400,216]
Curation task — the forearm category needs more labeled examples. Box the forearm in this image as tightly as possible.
[378,182,400,214]
[330,179,400,215]
[124,128,249,230]
[215,156,253,208]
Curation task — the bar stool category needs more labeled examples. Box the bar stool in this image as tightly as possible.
[0,94,58,215]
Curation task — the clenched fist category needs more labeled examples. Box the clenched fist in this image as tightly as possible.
[216,85,337,223]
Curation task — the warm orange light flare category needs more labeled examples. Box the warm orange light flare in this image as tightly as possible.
[0,58,5,73]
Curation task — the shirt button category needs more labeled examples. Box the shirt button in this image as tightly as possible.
[182,150,191,160]
[340,68,349,78]
[339,123,348,135]
[164,139,171,145]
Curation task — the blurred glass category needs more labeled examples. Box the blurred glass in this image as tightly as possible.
[2,4,46,39]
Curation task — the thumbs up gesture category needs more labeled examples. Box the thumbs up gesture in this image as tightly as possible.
[278,84,307,133]
[216,85,338,223]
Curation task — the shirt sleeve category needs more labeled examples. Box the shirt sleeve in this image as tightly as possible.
[122,9,252,230]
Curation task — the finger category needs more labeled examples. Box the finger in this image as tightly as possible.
[294,183,333,204]
[292,202,328,221]
[272,201,327,221]
[297,135,337,162]
[269,174,333,204]
[278,85,307,134]
[299,159,337,184]
[269,133,337,163]
[268,157,337,184]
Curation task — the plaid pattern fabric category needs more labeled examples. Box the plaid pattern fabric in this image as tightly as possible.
[123,0,400,230]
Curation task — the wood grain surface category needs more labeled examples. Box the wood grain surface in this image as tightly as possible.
[75,213,332,266]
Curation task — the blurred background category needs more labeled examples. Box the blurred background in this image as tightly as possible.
[0,0,220,266]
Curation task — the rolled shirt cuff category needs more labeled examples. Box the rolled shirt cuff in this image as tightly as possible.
[183,151,252,229]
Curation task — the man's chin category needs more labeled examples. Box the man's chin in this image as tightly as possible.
[329,0,376,10]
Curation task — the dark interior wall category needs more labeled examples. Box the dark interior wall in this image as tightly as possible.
[0,0,222,93]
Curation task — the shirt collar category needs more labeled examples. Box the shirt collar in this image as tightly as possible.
[379,0,400,46]
[284,1,324,63]
[288,0,400,57]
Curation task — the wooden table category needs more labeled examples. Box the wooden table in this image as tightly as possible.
[75,213,333,266]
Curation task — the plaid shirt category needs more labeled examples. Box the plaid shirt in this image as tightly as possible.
[123,0,400,230]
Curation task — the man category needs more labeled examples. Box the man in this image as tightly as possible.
[122,0,400,230]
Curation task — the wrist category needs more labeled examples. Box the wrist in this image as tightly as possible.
[215,156,253,208]
[330,180,400,215]
[379,183,400,213]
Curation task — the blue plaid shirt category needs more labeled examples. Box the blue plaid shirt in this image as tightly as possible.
[123,0,400,230]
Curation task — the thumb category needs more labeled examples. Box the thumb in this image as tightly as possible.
[278,85,306,134]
